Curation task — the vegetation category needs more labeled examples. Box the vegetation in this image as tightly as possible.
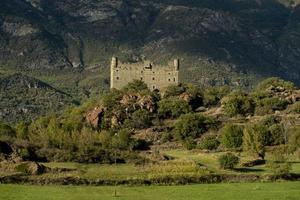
[222,91,255,117]
[218,153,239,169]
[0,78,300,187]
[1,182,300,200]
[220,124,244,150]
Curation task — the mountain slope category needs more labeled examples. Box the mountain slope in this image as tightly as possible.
[0,73,76,123]
[1,0,300,123]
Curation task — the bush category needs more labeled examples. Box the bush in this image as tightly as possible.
[218,153,239,169]
[158,98,191,118]
[203,86,230,106]
[243,124,267,159]
[266,161,291,176]
[124,109,153,129]
[222,91,255,117]
[15,122,29,139]
[255,97,288,115]
[174,113,208,140]
[220,124,243,149]
[164,85,186,98]
[288,102,300,114]
[198,135,220,150]
[255,77,296,92]
[0,122,16,141]
[183,137,197,150]
[122,80,149,93]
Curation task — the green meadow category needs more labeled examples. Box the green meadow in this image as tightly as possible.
[1,182,299,200]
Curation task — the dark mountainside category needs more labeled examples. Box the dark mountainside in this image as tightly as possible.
[0,0,300,123]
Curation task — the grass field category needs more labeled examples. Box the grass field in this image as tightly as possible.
[1,182,299,200]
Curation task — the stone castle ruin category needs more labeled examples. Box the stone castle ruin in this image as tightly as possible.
[110,57,179,91]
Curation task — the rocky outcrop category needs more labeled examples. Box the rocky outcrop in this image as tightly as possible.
[14,161,47,175]
[85,106,104,128]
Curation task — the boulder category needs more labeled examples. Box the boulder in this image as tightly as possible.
[85,106,104,128]
[15,161,47,175]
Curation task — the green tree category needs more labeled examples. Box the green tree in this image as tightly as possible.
[220,124,244,149]
[222,91,255,116]
[158,98,191,118]
[243,124,267,159]
[124,109,152,129]
[122,80,149,93]
[174,113,208,140]
[198,134,220,150]
[203,86,230,106]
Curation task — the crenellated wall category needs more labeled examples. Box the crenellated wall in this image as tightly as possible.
[110,57,179,91]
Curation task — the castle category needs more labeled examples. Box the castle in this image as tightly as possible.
[110,57,179,91]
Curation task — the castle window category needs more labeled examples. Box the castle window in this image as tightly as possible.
[152,77,155,80]
[140,77,143,80]
[174,78,176,82]
[116,77,120,80]
[153,86,155,89]
[141,71,143,73]
[153,71,155,74]
[168,79,171,82]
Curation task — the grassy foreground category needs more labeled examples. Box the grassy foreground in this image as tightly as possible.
[1,182,300,200]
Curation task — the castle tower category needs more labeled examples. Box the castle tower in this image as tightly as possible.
[174,59,179,71]
[110,57,118,88]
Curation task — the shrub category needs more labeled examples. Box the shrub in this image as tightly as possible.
[0,121,16,141]
[158,98,191,118]
[255,97,288,115]
[255,77,296,92]
[183,137,197,150]
[198,135,220,150]
[266,161,291,176]
[218,153,239,169]
[174,113,208,140]
[220,124,243,149]
[124,109,153,129]
[15,122,29,139]
[243,124,267,159]
[222,91,255,116]
[164,85,186,98]
[122,80,149,93]
[203,86,230,106]
[288,102,300,114]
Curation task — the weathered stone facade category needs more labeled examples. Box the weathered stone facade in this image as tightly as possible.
[110,57,179,90]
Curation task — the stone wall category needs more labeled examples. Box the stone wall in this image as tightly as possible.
[110,57,179,90]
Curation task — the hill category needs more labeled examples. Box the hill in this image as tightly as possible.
[0,73,76,123]
[1,0,300,122]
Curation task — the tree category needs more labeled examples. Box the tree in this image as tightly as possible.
[204,86,230,106]
[174,113,208,140]
[124,109,152,129]
[122,80,149,93]
[220,124,243,149]
[243,124,267,159]
[198,134,220,150]
[222,91,255,116]
[158,98,191,118]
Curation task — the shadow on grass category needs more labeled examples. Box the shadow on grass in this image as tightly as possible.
[233,168,264,173]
